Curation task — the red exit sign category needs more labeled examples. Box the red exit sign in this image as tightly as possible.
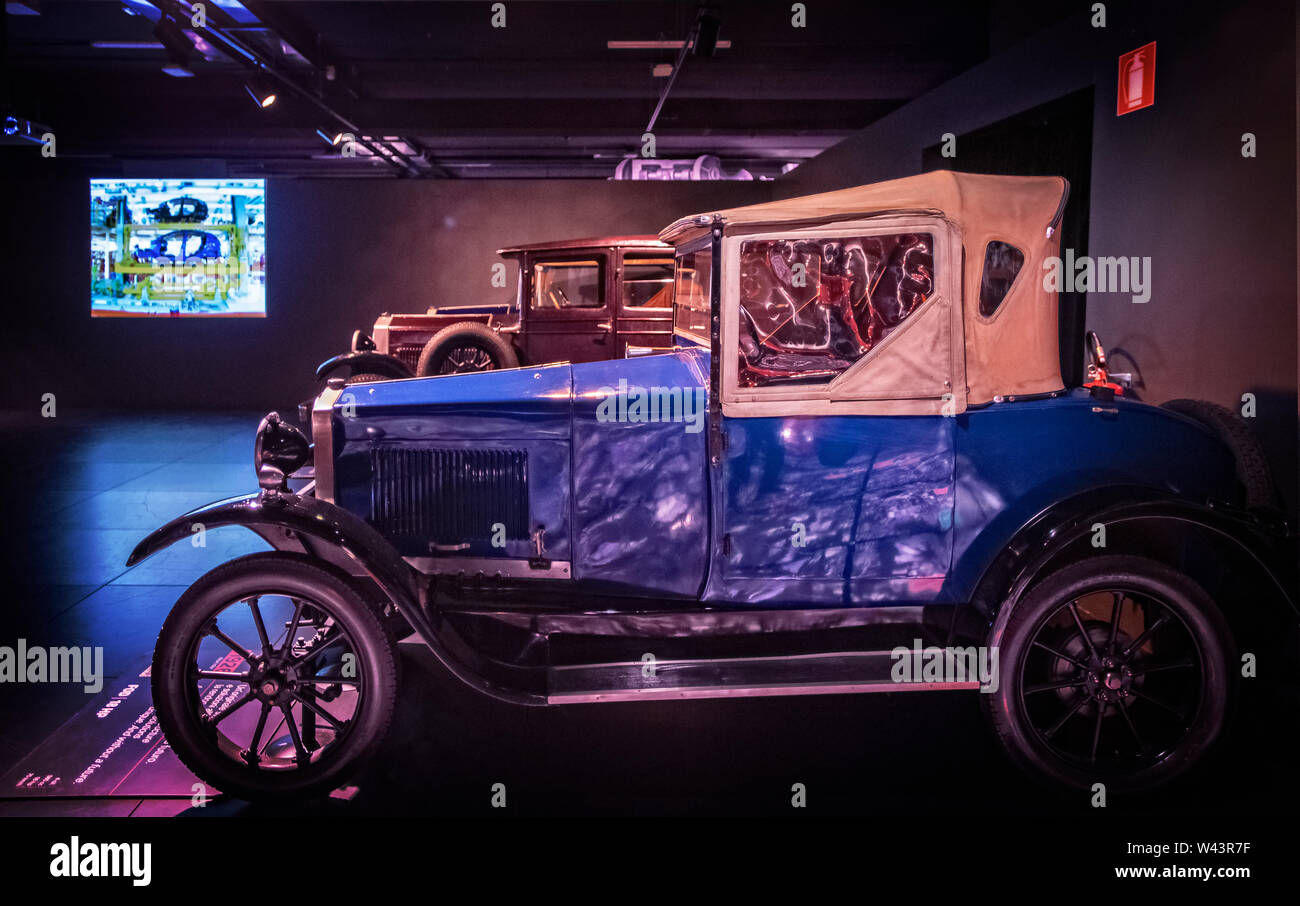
[1117,41,1157,115]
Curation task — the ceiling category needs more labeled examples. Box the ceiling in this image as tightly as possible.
[3,0,999,178]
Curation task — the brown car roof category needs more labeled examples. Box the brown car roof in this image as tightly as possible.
[496,235,672,255]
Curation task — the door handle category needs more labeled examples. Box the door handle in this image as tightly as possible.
[596,321,612,331]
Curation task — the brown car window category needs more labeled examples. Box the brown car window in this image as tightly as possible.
[532,259,604,309]
[673,248,712,340]
[737,233,934,388]
[622,258,675,309]
[978,240,1025,317]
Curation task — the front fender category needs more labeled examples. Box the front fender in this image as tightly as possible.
[127,492,420,613]
[315,350,413,382]
[126,492,546,707]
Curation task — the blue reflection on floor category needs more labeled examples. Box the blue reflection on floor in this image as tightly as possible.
[0,409,269,808]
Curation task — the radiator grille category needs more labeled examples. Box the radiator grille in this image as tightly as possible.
[392,344,423,373]
[369,447,529,542]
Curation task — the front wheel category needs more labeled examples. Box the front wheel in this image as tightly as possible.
[152,552,399,801]
[985,555,1234,792]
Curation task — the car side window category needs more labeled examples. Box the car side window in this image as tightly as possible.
[621,258,674,309]
[532,258,604,309]
[978,240,1025,317]
[737,233,934,388]
[673,248,712,340]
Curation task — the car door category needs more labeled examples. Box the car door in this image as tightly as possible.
[705,221,962,607]
[519,249,615,365]
[614,249,675,355]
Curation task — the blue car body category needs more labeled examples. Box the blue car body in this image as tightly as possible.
[325,348,1236,611]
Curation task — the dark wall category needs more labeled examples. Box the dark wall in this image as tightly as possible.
[2,174,767,413]
[779,0,1298,511]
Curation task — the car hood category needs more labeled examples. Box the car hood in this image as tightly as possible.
[335,363,572,441]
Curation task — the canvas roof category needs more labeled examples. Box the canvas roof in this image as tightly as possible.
[663,170,1071,409]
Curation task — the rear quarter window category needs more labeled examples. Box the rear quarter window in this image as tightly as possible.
[978,240,1025,317]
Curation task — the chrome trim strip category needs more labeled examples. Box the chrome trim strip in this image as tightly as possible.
[405,556,572,579]
[310,385,343,503]
[548,680,980,704]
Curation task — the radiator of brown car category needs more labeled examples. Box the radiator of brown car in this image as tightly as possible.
[392,344,423,373]
[368,446,529,542]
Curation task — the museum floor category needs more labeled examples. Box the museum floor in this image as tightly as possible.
[0,410,1294,817]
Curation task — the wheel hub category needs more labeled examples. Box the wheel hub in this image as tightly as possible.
[249,662,298,705]
[1081,652,1135,703]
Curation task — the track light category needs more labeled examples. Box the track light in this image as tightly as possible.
[315,125,345,146]
[244,78,277,109]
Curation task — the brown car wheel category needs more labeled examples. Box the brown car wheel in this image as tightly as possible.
[416,322,519,376]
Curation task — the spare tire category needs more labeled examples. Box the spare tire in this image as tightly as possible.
[1162,398,1278,509]
[416,322,519,376]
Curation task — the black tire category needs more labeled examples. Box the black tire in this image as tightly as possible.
[152,552,399,801]
[343,373,386,386]
[985,555,1234,792]
[1161,398,1277,509]
[416,321,519,376]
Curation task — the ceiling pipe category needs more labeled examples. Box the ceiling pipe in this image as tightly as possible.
[644,6,719,135]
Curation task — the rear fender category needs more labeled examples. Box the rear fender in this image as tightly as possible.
[979,496,1296,650]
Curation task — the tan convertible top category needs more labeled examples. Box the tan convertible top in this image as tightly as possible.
[662,170,1070,408]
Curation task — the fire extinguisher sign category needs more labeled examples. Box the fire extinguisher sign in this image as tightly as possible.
[1117,41,1157,116]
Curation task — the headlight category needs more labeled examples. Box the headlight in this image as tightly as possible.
[253,412,309,489]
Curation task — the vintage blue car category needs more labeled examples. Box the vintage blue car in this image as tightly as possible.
[129,171,1294,801]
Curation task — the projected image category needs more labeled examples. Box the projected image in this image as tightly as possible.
[91,178,266,317]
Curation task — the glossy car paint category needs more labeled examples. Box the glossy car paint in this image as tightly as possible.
[946,393,1237,601]
[707,413,955,606]
[326,351,1238,609]
[332,364,573,561]
[570,350,711,597]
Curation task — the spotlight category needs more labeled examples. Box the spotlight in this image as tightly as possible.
[244,78,277,109]
[0,111,53,145]
[315,125,345,146]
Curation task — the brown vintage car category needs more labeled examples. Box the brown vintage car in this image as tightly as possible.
[320,236,676,382]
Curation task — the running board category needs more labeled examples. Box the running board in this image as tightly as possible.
[547,651,982,704]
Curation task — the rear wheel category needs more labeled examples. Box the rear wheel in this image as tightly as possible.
[986,555,1234,791]
[152,552,399,801]
[416,322,518,376]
